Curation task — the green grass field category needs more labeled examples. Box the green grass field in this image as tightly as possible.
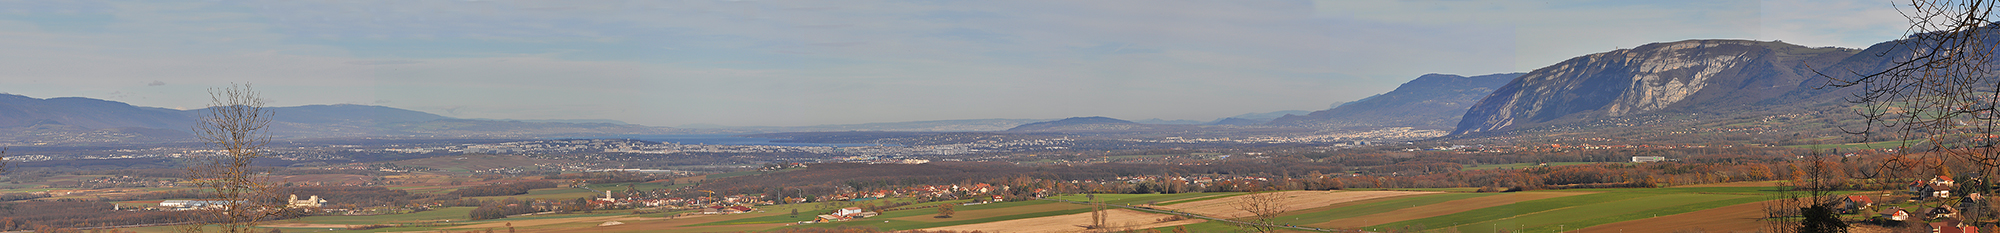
[1275,193,1489,225]
[1367,186,1786,232]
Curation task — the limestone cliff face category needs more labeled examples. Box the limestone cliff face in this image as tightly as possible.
[1453,40,1857,135]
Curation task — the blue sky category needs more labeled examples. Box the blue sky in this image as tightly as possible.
[0,0,1908,126]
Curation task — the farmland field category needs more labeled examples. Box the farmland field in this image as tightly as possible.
[110,182,1803,233]
[1304,192,1585,228]
[1362,186,1784,232]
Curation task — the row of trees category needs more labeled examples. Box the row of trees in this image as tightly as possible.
[446,181,557,197]
[466,198,541,220]
[0,200,178,231]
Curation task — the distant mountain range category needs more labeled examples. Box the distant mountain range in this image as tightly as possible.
[1006,116,1143,131]
[1266,73,1521,130]
[7,36,1929,146]
[0,94,680,146]
[688,119,1056,132]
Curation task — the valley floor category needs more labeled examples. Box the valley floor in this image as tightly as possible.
[91,182,1815,233]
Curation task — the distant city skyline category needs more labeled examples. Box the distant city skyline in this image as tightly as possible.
[0,0,1908,127]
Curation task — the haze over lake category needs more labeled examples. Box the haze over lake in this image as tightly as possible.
[573,134,897,147]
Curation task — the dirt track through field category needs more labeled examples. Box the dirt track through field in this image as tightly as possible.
[1156,191,1432,218]
[923,208,1204,233]
[1577,199,1773,233]
[1309,192,1589,228]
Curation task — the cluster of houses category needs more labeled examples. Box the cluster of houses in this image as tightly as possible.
[700,205,758,214]
[1858,176,1983,233]
[796,183,1032,202]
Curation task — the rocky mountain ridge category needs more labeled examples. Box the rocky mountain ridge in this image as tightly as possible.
[1451,39,1860,137]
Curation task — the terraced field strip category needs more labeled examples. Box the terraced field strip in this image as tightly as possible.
[1377,193,1768,232]
[1579,199,1780,232]
[1364,192,1650,231]
[1157,192,1247,205]
[1276,193,1481,227]
[1304,191,1588,228]
[1544,196,1776,232]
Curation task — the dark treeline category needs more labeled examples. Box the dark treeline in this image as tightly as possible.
[0,193,49,202]
[447,181,557,197]
[465,198,539,220]
[0,200,179,231]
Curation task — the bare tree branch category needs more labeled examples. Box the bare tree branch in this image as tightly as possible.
[177,84,284,233]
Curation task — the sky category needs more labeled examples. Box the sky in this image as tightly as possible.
[0,0,1911,127]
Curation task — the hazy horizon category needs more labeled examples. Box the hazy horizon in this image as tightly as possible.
[0,0,1909,127]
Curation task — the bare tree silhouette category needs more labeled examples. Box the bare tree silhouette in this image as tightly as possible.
[1232,190,1286,233]
[1813,0,2000,229]
[0,147,9,174]
[177,84,284,233]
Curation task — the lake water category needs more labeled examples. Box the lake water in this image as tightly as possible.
[566,134,898,147]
